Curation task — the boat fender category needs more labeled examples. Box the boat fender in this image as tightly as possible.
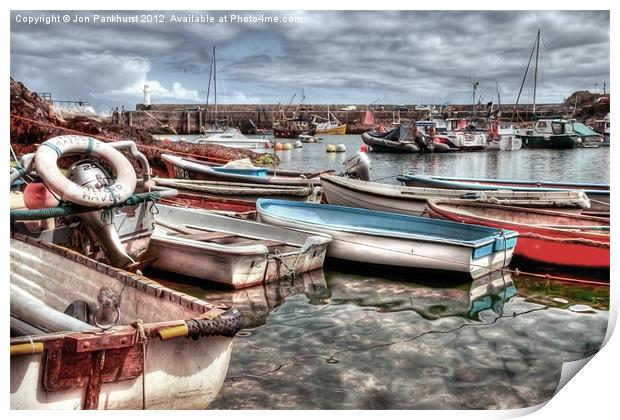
[34,135,137,207]
[185,308,245,339]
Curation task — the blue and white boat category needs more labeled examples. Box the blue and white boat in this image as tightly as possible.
[256,199,518,280]
[397,174,609,215]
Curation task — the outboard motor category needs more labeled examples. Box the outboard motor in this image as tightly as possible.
[344,150,371,181]
[67,160,135,268]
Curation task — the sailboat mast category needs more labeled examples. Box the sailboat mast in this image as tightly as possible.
[205,48,214,130]
[213,45,218,127]
[532,29,540,119]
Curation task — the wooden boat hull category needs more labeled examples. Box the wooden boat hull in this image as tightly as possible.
[162,154,321,186]
[425,200,609,270]
[153,178,318,202]
[315,124,347,135]
[10,235,243,409]
[320,174,593,215]
[159,192,257,218]
[147,205,331,289]
[256,199,517,280]
[361,131,419,153]
[397,175,609,213]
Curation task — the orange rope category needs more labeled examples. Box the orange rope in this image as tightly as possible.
[10,113,230,163]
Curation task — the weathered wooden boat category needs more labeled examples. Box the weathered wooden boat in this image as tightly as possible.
[10,234,244,409]
[162,153,323,186]
[199,158,331,179]
[159,191,257,218]
[397,174,609,215]
[153,178,320,203]
[320,174,592,215]
[256,199,518,280]
[425,199,609,270]
[147,204,332,289]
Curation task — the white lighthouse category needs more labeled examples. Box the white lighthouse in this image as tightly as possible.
[143,84,151,107]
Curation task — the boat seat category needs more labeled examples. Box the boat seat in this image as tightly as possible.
[234,239,288,248]
[184,231,239,242]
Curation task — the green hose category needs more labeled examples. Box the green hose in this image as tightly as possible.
[10,192,162,221]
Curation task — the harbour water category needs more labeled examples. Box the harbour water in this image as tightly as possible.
[151,134,610,409]
[162,134,610,184]
[156,269,608,409]
[273,134,611,184]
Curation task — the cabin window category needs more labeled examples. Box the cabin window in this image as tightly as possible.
[551,122,564,135]
[536,121,548,129]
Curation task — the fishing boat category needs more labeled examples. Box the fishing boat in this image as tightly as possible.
[589,114,610,147]
[146,204,332,289]
[515,118,581,149]
[320,174,592,215]
[153,178,320,203]
[256,199,518,280]
[161,153,324,186]
[10,234,243,409]
[425,199,609,271]
[572,122,603,148]
[511,29,577,150]
[272,107,315,139]
[312,108,347,135]
[397,174,609,215]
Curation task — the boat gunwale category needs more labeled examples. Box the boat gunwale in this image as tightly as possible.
[405,174,609,190]
[398,174,609,195]
[10,233,243,346]
[425,199,610,242]
[321,174,590,202]
[256,199,517,249]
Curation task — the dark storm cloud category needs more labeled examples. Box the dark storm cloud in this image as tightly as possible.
[10,10,610,111]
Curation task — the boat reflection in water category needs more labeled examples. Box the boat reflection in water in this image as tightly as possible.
[157,269,332,330]
[200,267,607,410]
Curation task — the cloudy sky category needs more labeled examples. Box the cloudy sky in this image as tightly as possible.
[10,10,610,111]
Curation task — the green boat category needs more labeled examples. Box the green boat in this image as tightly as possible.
[572,122,603,148]
[515,118,580,149]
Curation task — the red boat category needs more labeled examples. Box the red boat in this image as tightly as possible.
[425,199,609,270]
[159,192,256,219]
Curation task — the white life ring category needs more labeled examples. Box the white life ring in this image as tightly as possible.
[34,135,137,207]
